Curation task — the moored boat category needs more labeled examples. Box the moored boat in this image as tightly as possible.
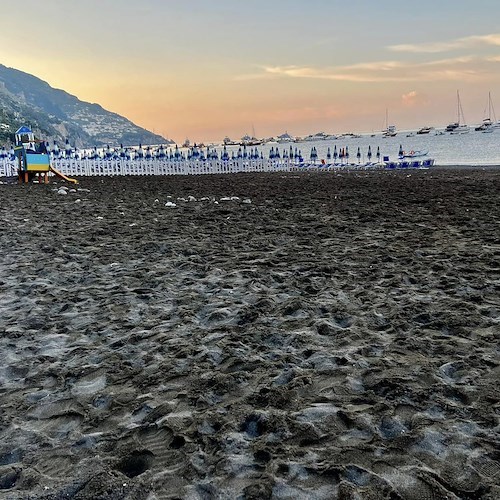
[475,92,499,132]
[277,132,295,144]
[417,126,433,134]
[448,90,470,134]
[382,109,397,137]
[240,134,262,146]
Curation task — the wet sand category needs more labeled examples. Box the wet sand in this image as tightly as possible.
[1,169,499,499]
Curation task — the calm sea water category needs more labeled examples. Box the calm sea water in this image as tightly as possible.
[229,130,500,166]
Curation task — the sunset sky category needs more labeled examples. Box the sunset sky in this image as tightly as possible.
[2,0,500,142]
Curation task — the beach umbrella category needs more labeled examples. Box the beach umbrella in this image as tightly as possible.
[357,146,361,163]
[376,146,380,161]
[333,145,338,162]
[310,147,317,162]
[345,146,349,160]
[399,144,404,157]
[65,138,72,158]
[367,145,372,161]
[327,147,331,160]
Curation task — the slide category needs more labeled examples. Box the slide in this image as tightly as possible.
[50,166,78,184]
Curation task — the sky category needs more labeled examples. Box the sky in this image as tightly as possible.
[1,0,500,143]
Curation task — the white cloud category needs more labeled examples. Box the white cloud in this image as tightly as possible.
[237,55,496,83]
[389,33,500,53]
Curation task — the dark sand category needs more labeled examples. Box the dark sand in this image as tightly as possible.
[0,169,499,499]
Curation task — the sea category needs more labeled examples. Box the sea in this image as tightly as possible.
[220,130,500,166]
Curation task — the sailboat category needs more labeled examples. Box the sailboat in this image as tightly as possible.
[382,109,397,137]
[447,90,470,134]
[475,92,499,132]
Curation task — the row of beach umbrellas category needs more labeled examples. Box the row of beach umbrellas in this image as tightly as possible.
[0,140,384,163]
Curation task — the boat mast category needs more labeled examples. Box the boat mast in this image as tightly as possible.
[488,91,498,123]
[457,90,466,126]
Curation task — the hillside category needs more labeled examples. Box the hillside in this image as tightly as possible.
[0,64,173,147]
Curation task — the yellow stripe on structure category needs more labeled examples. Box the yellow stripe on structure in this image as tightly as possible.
[27,164,50,171]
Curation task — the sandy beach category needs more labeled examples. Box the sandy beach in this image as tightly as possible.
[0,168,499,499]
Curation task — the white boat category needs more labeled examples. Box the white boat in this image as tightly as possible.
[382,109,397,137]
[451,125,470,135]
[303,132,331,141]
[277,132,295,144]
[475,92,499,132]
[240,134,262,146]
[445,122,459,132]
[222,136,239,146]
[339,132,360,139]
[448,90,470,134]
[417,126,433,135]
[382,125,397,137]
